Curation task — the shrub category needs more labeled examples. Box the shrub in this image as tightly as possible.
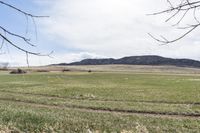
[36,69,50,73]
[10,69,27,74]
[62,69,70,72]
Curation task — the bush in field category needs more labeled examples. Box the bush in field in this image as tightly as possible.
[36,69,50,73]
[62,69,71,72]
[10,68,27,74]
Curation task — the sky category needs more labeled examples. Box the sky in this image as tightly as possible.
[1,0,200,66]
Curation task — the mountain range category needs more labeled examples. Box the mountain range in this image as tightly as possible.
[55,55,200,68]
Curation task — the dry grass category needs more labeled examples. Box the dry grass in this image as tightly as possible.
[1,65,200,132]
[14,65,200,75]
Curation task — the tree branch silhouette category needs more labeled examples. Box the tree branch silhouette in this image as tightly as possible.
[0,0,52,64]
[149,0,200,44]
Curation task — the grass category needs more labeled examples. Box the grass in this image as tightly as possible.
[1,66,200,132]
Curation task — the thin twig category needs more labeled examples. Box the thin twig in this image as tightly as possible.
[148,0,200,44]
[0,1,49,18]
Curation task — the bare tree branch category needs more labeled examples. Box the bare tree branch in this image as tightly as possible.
[0,26,35,47]
[149,0,200,44]
[0,1,51,65]
[0,1,48,18]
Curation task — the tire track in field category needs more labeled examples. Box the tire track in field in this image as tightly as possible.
[0,89,200,106]
[0,97,200,119]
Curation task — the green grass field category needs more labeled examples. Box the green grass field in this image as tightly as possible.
[1,66,200,132]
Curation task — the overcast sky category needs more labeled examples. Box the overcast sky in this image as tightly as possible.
[1,0,200,66]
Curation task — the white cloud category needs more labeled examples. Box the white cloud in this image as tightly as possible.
[0,52,106,66]
[38,0,200,59]
[2,0,200,66]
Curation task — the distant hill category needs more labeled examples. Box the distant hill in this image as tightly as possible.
[55,55,200,68]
